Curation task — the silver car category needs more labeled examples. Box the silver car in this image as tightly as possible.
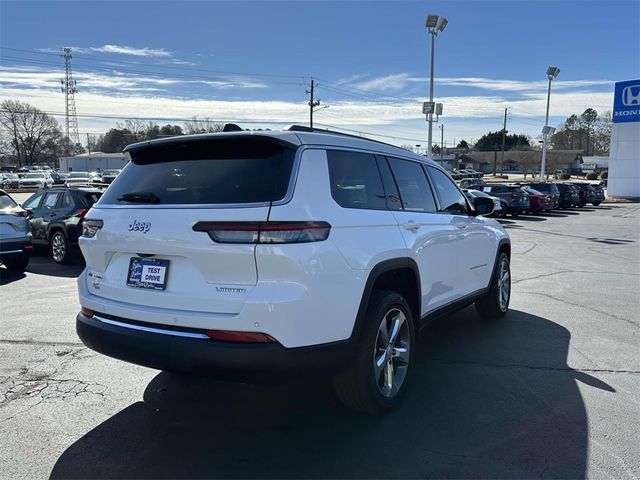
[0,189,32,272]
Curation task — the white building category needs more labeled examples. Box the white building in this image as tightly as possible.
[59,152,128,173]
[608,80,640,198]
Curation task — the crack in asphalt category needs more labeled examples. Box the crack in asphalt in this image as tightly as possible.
[518,291,640,329]
[429,358,640,375]
[0,346,104,423]
[0,377,107,423]
[514,225,637,243]
[513,269,640,285]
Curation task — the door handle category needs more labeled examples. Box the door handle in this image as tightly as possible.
[402,221,420,232]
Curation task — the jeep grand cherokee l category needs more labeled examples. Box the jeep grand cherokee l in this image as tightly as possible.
[76,126,511,414]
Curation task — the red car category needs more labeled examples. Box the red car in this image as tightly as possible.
[522,187,547,214]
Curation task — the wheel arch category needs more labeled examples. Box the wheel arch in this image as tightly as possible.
[350,258,421,342]
[47,223,68,241]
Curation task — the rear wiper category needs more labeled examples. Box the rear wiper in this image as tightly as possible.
[117,192,160,204]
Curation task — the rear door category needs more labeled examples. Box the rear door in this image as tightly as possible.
[381,156,463,314]
[426,165,494,296]
[81,136,297,315]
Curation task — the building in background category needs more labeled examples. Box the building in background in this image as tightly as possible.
[608,79,640,198]
[59,152,128,173]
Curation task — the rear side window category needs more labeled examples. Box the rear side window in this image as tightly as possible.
[327,150,386,210]
[387,157,437,212]
[43,192,61,208]
[0,193,17,210]
[427,166,469,215]
[100,138,296,205]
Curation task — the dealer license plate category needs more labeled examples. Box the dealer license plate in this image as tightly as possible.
[126,257,169,290]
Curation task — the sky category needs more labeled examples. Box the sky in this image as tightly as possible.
[1,0,639,150]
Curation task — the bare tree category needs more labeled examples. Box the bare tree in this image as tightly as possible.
[0,99,62,167]
[183,116,225,134]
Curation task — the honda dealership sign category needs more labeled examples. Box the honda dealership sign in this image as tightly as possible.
[613,80,640,123]
[608,79,640,198]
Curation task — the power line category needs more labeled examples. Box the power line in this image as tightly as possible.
[0,108,429,143]
[0,46,310,81]
[0,55,306,87]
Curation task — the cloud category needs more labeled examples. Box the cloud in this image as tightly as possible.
[0,68,614,143]
[340,73,614,96]
[90,44,171,57]
[0,66,268,93]
[39,44,171,57]
[346,73,417,92]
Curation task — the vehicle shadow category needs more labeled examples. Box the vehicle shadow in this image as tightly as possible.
[541,211,569,218]
[24,255,85,278]
[0,267,26,285]
[50,308,611,479]
[513,215,547,222]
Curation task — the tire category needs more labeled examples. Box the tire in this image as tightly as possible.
[476,252,511,320]
[511,211,519,218]
[593,202,601,206]
[2,252,30,272]
[50,231,71,264]
[333,290,415,414]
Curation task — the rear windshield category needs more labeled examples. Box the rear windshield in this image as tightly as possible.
[99,137,296,205]
[83,192,102,207]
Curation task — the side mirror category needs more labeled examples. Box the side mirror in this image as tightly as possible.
[473,196,494,216]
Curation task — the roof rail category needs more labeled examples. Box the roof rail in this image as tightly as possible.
[282,124,405,150]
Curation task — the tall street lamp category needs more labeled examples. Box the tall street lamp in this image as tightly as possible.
[425,13,447,158]
[539,65,560,181]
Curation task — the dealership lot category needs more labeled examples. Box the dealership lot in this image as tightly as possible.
[1,199,639,478]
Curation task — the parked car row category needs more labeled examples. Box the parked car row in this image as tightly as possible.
[0,189,33,272]
[0,185,106,271]
[450,168,483,180]
[0,169,120,189]
[456,178,605,217]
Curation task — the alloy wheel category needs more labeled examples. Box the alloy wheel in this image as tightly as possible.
[51,233,66,263]
[497,257,511,311]
[373,308,411,398]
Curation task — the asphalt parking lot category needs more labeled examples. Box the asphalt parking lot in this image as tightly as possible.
[1,199,639,479]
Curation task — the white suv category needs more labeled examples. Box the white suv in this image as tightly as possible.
[76,126,511,414]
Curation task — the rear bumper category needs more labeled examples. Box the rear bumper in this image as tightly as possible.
[0,238,32,258]
[76,312,356,380]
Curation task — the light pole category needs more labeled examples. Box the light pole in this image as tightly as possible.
[425,14,447,158]
[539,66,560,181]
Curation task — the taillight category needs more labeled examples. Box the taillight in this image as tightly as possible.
[193,221,331,244]
[23,244,33,252]
[205,329,276,343]
[13,210,29,217]
[81,219,103,238]
[81,307,94,318]
[73,209,89,218]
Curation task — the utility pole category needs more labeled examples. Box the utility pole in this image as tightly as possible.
[306,79,320,129]
[86,133,92,155]
[61,47,80,156]
[439,124,444,165]
[500,107,508,175]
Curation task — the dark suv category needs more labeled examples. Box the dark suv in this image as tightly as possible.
[555,184,580,208]
[22,186,104,264]
[564,182,597,207]
[480,184,530,217]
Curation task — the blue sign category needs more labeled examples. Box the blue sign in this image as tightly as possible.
[613,79,640,123]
